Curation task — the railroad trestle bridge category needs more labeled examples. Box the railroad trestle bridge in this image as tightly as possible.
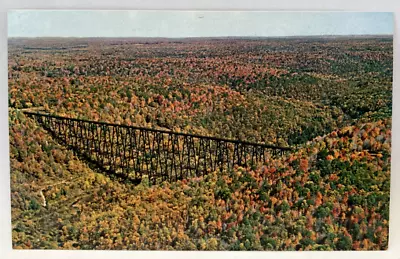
[24,111,291,185]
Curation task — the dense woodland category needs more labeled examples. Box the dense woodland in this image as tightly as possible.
[8,36,392,250]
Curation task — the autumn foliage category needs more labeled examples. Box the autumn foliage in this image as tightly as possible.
[8,37,392,250]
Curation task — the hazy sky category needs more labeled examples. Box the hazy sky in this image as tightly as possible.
[8,11,394,38]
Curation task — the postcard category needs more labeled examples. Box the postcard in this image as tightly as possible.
[8,10,393,250]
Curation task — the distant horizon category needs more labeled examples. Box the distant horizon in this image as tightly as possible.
[7,34,394,39]
[8,11,394,38]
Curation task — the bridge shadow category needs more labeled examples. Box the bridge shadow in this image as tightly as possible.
[43,125,143,185]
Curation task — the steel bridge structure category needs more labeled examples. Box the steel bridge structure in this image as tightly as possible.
[24,111,291,184]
